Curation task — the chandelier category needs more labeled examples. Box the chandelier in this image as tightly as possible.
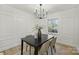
[34,4,47,19]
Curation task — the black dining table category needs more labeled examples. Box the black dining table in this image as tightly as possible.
[21,34,53,55]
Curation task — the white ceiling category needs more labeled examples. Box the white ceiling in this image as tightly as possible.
[7,4,79,14]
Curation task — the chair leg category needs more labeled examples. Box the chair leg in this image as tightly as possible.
[26,45,28,51]
[53,46,56,53]
[46,51,48,55]
[51,47,53,55]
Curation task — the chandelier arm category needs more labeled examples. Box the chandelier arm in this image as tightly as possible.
[34,4,47,19]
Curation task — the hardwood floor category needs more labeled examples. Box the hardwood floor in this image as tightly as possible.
[55,43,78,55]
[0,43,78,55]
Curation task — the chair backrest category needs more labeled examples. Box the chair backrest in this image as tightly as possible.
[39,40,50,54]
[50,37,57,47]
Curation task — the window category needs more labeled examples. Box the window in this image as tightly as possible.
[48,18,59,34]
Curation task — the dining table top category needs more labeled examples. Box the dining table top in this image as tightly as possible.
[21,34,54,47]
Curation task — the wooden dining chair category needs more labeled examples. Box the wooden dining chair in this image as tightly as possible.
[38,40,50,55]
[25,43,31,54]
[49,37,57,55]
[27,39,50,55]
[24,35,34,55]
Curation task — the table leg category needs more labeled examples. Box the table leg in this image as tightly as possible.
[21,40,23,55]
[34,47,38,55]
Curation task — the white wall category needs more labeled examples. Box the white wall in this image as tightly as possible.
[0,4,79,52]
[0,5,35,51]
[47,7,79,48]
